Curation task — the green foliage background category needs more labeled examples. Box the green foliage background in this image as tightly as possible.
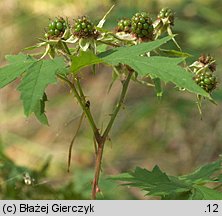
[0,0,222,199]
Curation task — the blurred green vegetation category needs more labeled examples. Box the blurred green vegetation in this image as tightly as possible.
[0,0,222,199]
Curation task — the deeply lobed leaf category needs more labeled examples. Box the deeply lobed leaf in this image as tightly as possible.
[180,158,222,184]
[111,159,222,199]
[0,54,35,88]
[111,166,191,198]
[99,36,211,99]
[17,57,67,117]
[0,54,67,124]
[192,185,222,200]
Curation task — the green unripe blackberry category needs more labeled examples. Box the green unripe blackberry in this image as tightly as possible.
[49,21,56,30]
[131,12,154,40]
[45,17,67,39]
[116,18,131,33]
[193,70,217,93]
[73,16,98,39]
[157,7,174,25]
[56,22,63,31]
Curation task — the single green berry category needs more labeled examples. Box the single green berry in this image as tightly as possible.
[44,33,49,38]
[81,22,86,29]
[56,22,63,31]
[54,29,60,36]
[49,21,56,30]
[139,17,145,23]
[75,24,81,32]
[131,12,154,40]
[143,23,149,29]
[204,78,211,85]
[48,29,55,36]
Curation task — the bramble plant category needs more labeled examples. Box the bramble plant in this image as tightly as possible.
[0,6,221,200]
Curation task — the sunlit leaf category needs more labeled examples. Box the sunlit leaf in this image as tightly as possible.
[99,36,211,99]
[0,54,34,88]
[192,185,222,200]
[17,57,67,116]
[180,159,222,184]
[71,51,103,74]
[111,166,191,197]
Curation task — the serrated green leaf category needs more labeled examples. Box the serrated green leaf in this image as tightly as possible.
[17,57,67,116]
[99,36,211,99]
[192,185,222,200]
[0,54,35,88]
[127,56,209,98]
[5,54,34,63]
[180,159,222,184]
[110,165,191,198]
[99,36,173,63]
[33,92,49,125]
[111,161,222,199]
[71,51,103,74]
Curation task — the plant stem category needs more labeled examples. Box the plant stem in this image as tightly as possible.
[76,77,86,101]
[59,66,133,200]
[91,68,133,199]
[61,41,72,56]
[102,69,133,138]
[58,75,99,137]
[91,142,105,200]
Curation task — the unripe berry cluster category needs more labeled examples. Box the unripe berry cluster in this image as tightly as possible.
[73,16,97,38]
[192,55,217,93]
[157,7,174,25]
[117,19,131,33]
[116,12,154,40]
[131,12,154,39]
[193,71,217,93]
[45,17,67,38]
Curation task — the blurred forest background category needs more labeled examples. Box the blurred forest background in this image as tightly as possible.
[0,0,222,199]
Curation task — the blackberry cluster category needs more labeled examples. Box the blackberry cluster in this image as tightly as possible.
[73,16,97,38]
[193,71,217,93]
[157,7,174,25]
[116,18,131,33]
[45,17,67,38]
[131,12,154,39]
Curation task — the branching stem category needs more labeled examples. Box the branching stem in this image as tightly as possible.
[58,57,133,199]
[91,68,133,199]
